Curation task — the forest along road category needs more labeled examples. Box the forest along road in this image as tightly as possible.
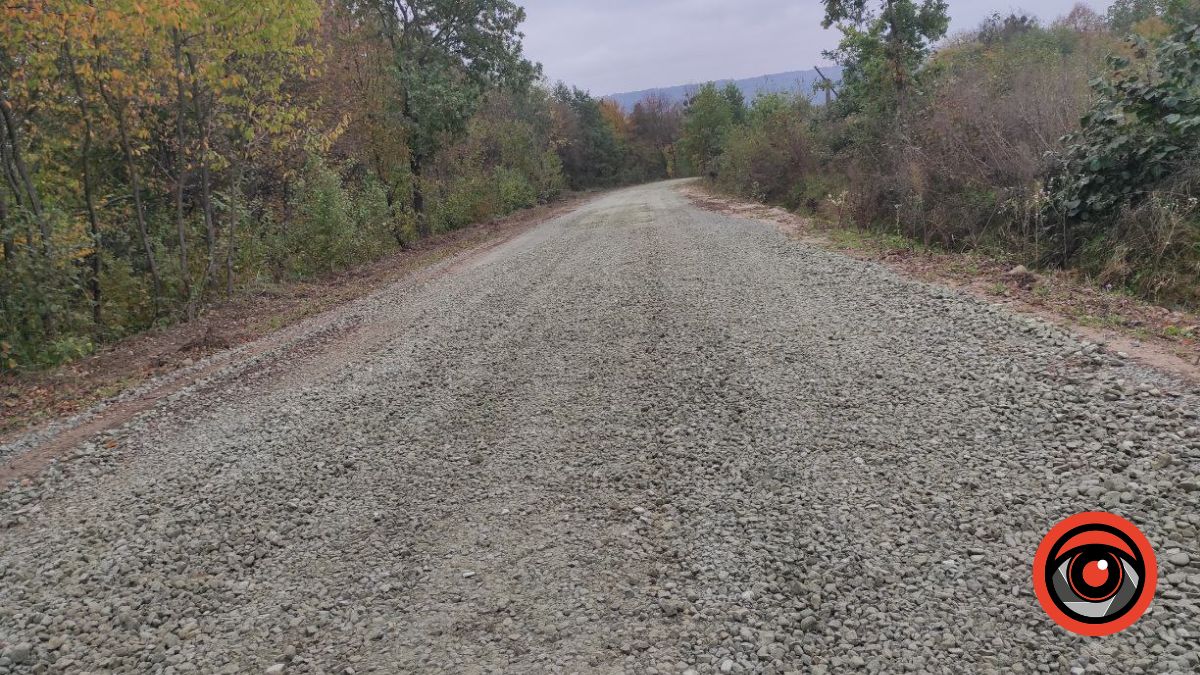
[2,179,1199,674]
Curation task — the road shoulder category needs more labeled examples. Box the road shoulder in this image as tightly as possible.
[682,182,1200,387]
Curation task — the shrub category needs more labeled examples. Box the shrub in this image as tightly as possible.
[1051,26,1200,224]
[837,16,1111,251]
[350,176,396,259]
[283,157,354,275]
[533,150,567,202]
[717,95,817,204]
[496,167,537,212]
[1072,176,1200,306]
[271,156,390,278]
[680,83,740,177]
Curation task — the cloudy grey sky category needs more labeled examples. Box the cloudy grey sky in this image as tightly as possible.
[517,0,1113,95]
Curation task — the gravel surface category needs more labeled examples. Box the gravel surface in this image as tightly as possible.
[1,180,1199,674]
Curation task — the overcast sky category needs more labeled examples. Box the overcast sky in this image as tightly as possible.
[517,0,1113,95]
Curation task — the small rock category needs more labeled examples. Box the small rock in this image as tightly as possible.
[6,643,31,664]
[1002,265,1038,288]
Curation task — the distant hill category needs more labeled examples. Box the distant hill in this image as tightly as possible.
[604,67,843,112]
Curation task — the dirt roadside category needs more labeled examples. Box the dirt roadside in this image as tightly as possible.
[683,183,1200,385]
[0,194,595,446]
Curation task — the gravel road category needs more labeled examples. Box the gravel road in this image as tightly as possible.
[2,180,1199,674]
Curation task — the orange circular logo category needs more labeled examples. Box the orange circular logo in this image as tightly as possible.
[1033,512,1156,636]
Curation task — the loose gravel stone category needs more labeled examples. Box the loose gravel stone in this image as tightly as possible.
[0,181,1198,673]
[4,644,31,665]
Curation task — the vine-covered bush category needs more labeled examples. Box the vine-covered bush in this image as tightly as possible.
[1051,26,1200,223]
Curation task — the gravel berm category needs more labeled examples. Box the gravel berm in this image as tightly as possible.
[1,180,1198,674]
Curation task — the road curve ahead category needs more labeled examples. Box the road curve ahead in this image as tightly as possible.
[1,180,1198,674]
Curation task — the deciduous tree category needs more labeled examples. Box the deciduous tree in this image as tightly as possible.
[355,0,536,233]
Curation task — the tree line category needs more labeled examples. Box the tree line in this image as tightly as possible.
[0,1,684,370]
[680,0,1200,311]
[15,0,1192,372]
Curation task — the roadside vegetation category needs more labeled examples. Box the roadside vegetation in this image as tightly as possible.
[681,0,1200,316]
[6,0,1200,372]
[0,1,682,370]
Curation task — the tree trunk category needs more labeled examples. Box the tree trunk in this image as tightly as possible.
[1,143,25,210]
[0,185,11,261]
[173,31,193,320]
[0,90,49,255]
[883,0,907,107]
[103,89,163,318]
[410,152,427,237]
[199,159,216,281]
[0,91,57,337]
[226,164,243,297]
[65,45,104,327]
[186,54,219,291]
[0,145,35,253]
[225,208,236,297]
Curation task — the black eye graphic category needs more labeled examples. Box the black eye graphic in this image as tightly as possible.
[1046,524,1147,624]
